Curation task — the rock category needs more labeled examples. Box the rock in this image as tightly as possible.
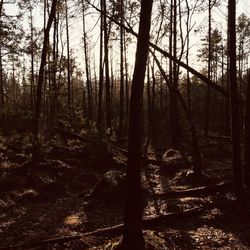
[161,149,189,173]
[18,189,39,203]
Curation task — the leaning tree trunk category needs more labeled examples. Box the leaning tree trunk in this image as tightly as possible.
[152,50,202,176]
[120,1,153,249]
[32,0,57,162]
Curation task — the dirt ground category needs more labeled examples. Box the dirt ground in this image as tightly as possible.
[1,133,250,249]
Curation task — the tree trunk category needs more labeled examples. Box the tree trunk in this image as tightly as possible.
[82,0,93,122]
[98,0,104,127]
[118,0,124,140]
[65,0,71,110]
[245,72,250,190]
[169,0,181,148]
[32,0,57,162]
[103,0,111,130]
[205,0,212,137]
[121,1,153,249]
[228,0,244,202]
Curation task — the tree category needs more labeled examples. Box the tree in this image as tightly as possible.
[118,0,124,140]
[97,0,104,127]
[120,1,153,249]
[82,0,93,122]
[228,0,244,202]
[169,0,182,148]
[245,72,250,190]
[103,0,111,130]
[32,0,57,161]
[65,0,71,111]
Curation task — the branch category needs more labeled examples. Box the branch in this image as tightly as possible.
[0,208,202,250]
[85,0,228,97]
[155,182,233,199]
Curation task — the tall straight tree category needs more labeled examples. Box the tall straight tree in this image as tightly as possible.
[169,0,181,148]
[32,0,57,161]
[244,72,250,190]
[205,0,212,136]
[103,0,111,130]
[118,0,124,139]
[120,0,153,249]
[65,0,71,110]
[98,0,104,127]
[0,0,4,116]
[82,0,93,122]
[228,0,244,201]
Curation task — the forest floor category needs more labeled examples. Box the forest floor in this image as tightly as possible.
[1,130,250,249]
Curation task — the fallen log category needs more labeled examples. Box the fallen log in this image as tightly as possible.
[0,207,202,250]
[155,182,233,199]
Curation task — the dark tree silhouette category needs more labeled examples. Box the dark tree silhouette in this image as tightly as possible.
[32,0,57,161]
[120,0,153,249]
[228,0,244,201]
[245,72,250,190]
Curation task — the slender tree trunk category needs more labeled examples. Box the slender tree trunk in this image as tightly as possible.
[0,47,3,107]
[32,0,57,162]
[121,1,153,249]
[147,63,151,126]
[244,72,250,190]
[65,0,71,110]
[169,0,181,148]
[29,6,35,110]
[82,0,93,122]
[185,0,191,109]
[228,0,244,202]
[205,0,212,137]
[124,34,129,127]
[98,0,104,127]
[118,0,124,139]
[103,0,111,130]
[52,9,58,116]
[0,0,4,126]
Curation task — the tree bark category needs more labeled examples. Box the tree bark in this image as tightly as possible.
[205,0,212,137]
[65,0,71,110]
[228,0,244,202]
[121,1,153,249]
[245,72,250,190]
[32,0,57,161]
[82,0,93,122]
[98,0,104,127]
[118,0,124,140]
[103,0,111,130]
